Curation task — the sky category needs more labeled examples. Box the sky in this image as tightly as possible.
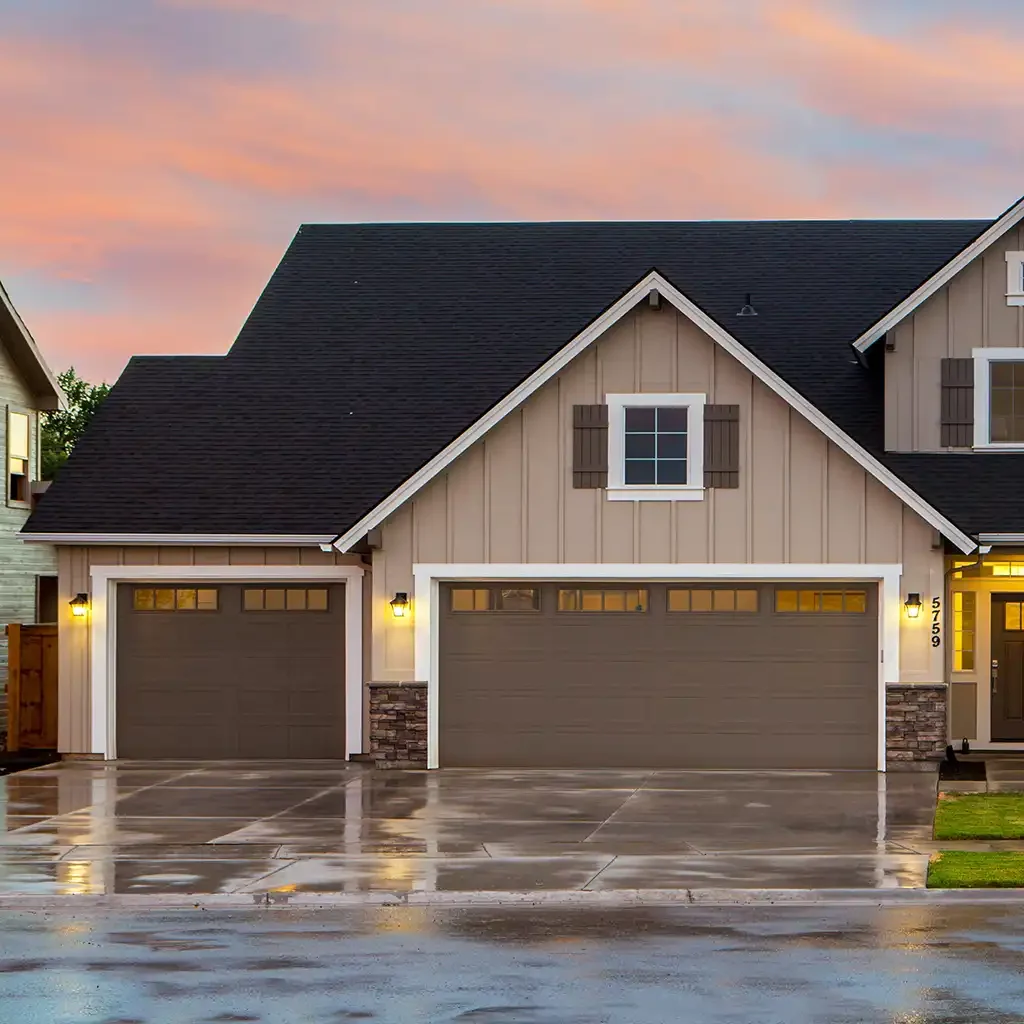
[2,0,1024,382]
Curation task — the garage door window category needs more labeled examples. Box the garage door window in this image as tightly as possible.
[557,589,649,612]
[668,589,758,612]
[133,587,219,611]
[243,588,329,611]
[451,587,540,612]
[775,589,867,613]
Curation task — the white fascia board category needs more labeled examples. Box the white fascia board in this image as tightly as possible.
[23,533,336,545]
[852,195,1024,354]
[333,270,977,556]
[978,534,1024,545]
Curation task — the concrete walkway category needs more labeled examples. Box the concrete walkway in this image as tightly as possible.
[0,761,942,895]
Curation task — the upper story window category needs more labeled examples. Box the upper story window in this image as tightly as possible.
[606,393,705,501]
[7,409,30,505]
[1006,251,1024,306]
[973,349,1024,449]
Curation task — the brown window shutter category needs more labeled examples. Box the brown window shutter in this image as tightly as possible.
[940,358,974,447]
[703,405,739,488]
[573,404,609,488]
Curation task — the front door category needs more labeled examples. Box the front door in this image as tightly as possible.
[991,594,1024,740]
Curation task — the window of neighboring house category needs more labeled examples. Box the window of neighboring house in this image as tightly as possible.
[36,576,58,624]
[973,349,1024,448]
[7,410,29,504]
[606,393,705,501]
[952,591,975,672]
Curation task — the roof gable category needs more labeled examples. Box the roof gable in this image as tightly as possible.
[331,269,974,554]
[852,193,1024,354]
[0,280,61,409]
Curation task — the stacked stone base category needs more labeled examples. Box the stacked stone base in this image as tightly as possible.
[368,681,427,769]
[886,684,947,770]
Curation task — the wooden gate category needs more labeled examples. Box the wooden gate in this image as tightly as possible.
[6,624,58,751]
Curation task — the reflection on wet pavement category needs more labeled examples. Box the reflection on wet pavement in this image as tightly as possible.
[0,761,939,894]
[3,904,1024,1022]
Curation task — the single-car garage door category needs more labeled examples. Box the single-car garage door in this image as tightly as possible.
[439,581,878,769]
[117,582,346,758]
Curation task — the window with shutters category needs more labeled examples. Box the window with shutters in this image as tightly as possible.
[606,393,706,501]
[973,349,1024,449]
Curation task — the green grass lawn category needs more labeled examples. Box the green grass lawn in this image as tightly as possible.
[928,851,1024,888]
[934,793,1024,840]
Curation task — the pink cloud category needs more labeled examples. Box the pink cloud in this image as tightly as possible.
[0,1,1021,378]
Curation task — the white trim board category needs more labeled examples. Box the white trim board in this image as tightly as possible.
[86,563,364,760]
[853,195,1024,354]
[25,533,337,545]
[412,562,903,773]
[332,270,975,554]
[606,392,705,501]
[973,348,1024,450]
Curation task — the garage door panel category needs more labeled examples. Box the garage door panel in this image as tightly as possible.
[440,581,878,769]
[116,582,346,759]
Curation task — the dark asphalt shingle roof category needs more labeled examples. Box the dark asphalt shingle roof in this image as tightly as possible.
[26,218,1011,539]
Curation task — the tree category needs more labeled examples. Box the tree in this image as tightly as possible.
[41,368,111,480]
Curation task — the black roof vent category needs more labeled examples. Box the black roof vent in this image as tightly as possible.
[737,293,758,317]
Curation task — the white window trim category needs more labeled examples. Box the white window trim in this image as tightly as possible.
[413,562,904,773]
[606,393,705,502]
[86,563,365,760]
[973,348,1024,450]
[1006,251,1024,306]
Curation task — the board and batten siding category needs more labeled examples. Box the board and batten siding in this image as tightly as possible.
[0,339,56,739]
[886,224,1024,452]
[55,546,367,754]
[373,305,943,685]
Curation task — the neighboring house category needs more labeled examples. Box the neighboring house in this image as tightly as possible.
[0,281,61,742]
[26,201,1024,770]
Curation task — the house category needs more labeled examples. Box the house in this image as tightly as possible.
[24,201,1024,771]
[0,280,61,743]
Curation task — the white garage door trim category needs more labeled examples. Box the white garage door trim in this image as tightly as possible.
[413,562,903,772]
[88,563,365,760]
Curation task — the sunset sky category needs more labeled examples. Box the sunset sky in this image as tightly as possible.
[2,0,1023,382]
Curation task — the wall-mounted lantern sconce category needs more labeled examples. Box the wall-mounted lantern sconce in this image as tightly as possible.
[390,592,410,618]
[904,593,922,619]
[69,593,90,618]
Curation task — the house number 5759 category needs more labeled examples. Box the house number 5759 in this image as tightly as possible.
[931,597,941,648]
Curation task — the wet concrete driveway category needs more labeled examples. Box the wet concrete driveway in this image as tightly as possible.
[0,762,939,895]
[3,903,1024,1022]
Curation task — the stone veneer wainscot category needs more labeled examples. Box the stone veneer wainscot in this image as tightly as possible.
[886,683,947,769]
[367,681,427,769]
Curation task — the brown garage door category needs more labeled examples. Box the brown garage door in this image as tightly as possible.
[116,582,346,758]
[439,582,878,769]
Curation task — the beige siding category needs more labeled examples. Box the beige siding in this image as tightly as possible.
[56,545,363,754]
[373,306,941,681]
[886,224,1024,451]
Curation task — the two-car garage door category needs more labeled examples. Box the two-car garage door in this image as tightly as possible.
[116,582,346,759]
[439,581,879,769]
